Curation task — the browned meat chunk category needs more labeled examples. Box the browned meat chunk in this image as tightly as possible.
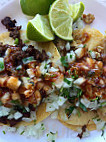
[82,14,95,24]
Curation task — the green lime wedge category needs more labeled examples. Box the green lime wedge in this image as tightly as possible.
[49,0,73,41]
[70,2,85,22]
[20,0,55,16]
[27,14,55,42]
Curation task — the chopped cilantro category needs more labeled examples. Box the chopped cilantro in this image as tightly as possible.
[77,109,81,117]
[68,70,71,74]
[89,50,92,53]
[50,132,54,134]
[34,119,36,125]
[61,88,70,99]
[70,55,72,58]
[11,100,20,104]
[97,118,101,121]
[51,74,56,77]
[64,78,72,85]
[11,100,27,113]
[52,82,55,86]
[60,56,69,68]
[24,40,30,44]
[77,88,82,98]
[79,102,88,112]
[83,44,86,48]
[41,127,45,130]
[71,70,79,79]
[20,131,25,135]
[101,130,104,137]
[60,87,63,93]
[44,63,47,69]
[92,116,98,120]
[3,131,6,134]
[61,87,82,101]
[88,70,95,77]
[99,102,106,108]
[90,97,99,102]
[41,123,44,126]
[0,101,2,106]
[0,57,4,71]
[16,65,22,70]
[22,56,34,64]
[101,123,106,137]
[14,38,19,45]
[65,106,75,118]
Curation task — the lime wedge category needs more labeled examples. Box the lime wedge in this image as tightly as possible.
[49,0,73,41]
[70,2,85,22]
[20,0,54,16]
[27,14,55,42]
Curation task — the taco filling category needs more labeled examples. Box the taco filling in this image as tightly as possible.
[56,27,106,131]
[0,17,61,127]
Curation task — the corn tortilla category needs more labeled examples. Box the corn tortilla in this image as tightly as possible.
[0,31,60,127]
[73,26,105,51]
[58,107,97,126]
[59,120,96,131]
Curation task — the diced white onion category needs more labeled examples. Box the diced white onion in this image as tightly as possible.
[75,48,84,59]
[74,77,86,86]
[27,69,35,78]
[51,111,58,119]
[49,67,59,72]
[93,119,106,131]
[67,51,76,63]
[7,114,14,120]
[14,111,23,120]
[22,118,32,122]
[0,106,11,117]
[65,42,70,51]
[47,52,52,58]
[60,45,64,50]
[45,94,67,112]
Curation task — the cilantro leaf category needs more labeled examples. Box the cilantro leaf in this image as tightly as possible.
[64,78,72,85]
[60,56,69,68]
[79,102,88,112]
[65,106,75,118]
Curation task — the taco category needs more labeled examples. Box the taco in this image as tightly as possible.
[56,26,106,131]
[0,17,60,127]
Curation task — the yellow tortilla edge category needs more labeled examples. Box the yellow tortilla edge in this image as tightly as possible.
[0,30,60,127]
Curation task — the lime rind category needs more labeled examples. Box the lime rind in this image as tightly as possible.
[20,0,54,16]
[27,14,54,42]
[70,2,85,22]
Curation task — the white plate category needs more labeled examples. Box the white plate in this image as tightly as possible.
[0,0,106,142]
